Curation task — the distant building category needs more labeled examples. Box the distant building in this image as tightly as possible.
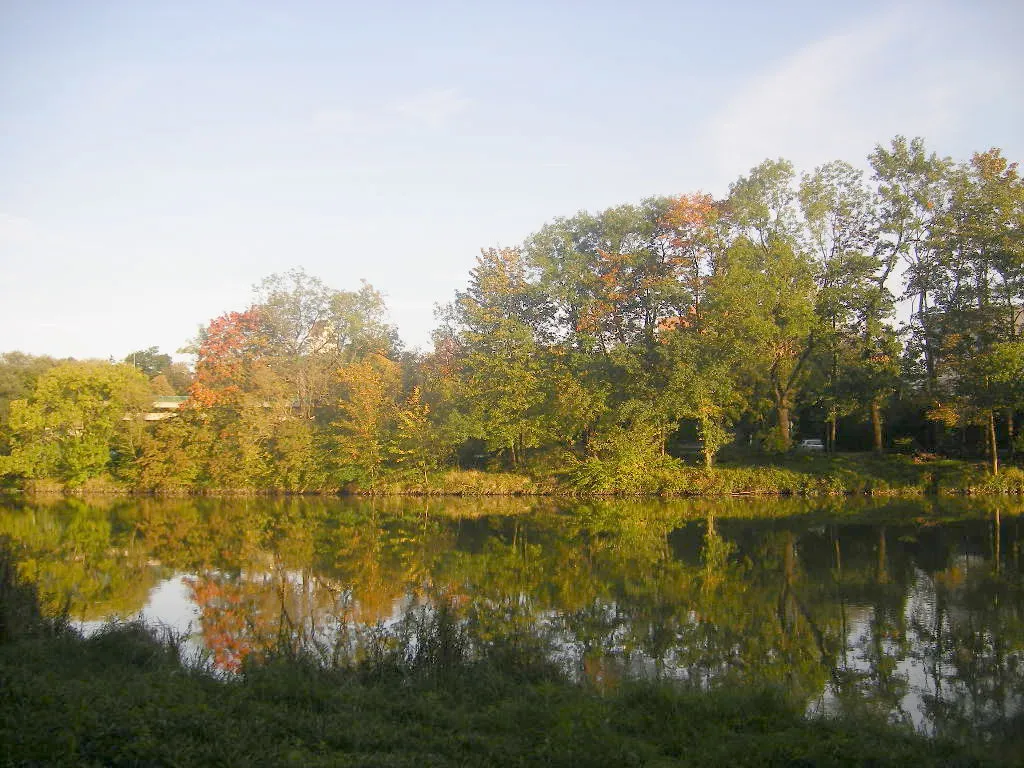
[144,395,188,421]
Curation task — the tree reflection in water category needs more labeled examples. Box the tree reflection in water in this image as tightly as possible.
[1,494,1021,742]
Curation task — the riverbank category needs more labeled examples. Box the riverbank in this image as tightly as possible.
[0,560,1013,767]
[12,453,1024,498]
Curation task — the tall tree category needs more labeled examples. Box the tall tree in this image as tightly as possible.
[253,269,400,418]
[525,200,691,457]
[655,193,740,465]
[800,160,895,452]
[254,269,337,419]
[123,347,172,378]
[331,280,401,364]
[189,308,265,409]
[870,137,952,411]
[929,149,1024,470]
[452,248,549,466]
[391,386,446,482]
[719,159,819,450]
[658,192,723,334]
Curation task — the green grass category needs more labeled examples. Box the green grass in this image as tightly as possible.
[0,554,1015,767]
[3,626,1007,767]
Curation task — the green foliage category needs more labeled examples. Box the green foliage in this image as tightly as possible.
[390,386,451,481]
[367,469,542,496]
[568,416,678,494]
[123,346,172,377]
[450,248,551,465]
[0,351,67,427]
[137,412,214,491]
[333,353,402,486]
[2,362,151,485]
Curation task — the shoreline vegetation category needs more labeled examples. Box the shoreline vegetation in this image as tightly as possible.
[1,551,1016,766]
[9,454,1024,499]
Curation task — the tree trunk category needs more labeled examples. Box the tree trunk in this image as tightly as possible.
[829,343,839,455]
[871,398,884,455]
[776,401,791,450]
[988,409,999,476]
[919,293,938,451]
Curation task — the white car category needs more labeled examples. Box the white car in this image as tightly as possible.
[796,439,825,451]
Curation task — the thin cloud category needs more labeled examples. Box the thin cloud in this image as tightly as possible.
[695,4,1020,185]
[701,10,904,183]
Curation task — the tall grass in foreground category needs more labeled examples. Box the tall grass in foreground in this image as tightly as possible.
[1,549,1018,767]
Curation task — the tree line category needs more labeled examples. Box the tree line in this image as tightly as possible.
[1,136,1022,490]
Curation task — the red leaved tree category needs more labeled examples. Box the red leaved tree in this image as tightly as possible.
[189,308,264,408]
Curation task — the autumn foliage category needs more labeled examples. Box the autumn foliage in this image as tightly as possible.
[189,309,264,408]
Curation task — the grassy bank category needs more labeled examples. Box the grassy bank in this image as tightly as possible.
[0,556,1017,767]
[12,454,1024,498]
[657,454,1024,497]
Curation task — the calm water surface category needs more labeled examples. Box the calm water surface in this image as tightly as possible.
[2,494,1021,739]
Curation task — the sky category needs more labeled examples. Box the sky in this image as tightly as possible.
[1,0,1022,361]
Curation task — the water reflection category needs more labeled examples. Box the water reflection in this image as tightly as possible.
[1,494,1021,739]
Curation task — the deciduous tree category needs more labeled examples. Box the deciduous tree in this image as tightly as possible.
[2,362,150,484]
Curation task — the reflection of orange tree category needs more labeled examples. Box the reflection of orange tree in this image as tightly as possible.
[12,494,1015,715]
[144,499,467,672]
[186,572,279,673]
[186,563,378,672]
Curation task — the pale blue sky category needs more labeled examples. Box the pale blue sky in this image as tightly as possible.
[1,0,1021,359]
